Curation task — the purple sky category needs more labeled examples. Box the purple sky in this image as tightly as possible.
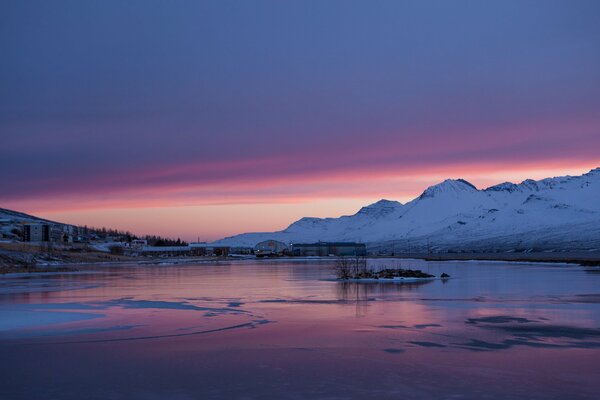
[1,1,599,239]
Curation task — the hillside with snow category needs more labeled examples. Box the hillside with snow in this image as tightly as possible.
[0,208,65,240]
[214,168,600,252]
[0,208,60,224]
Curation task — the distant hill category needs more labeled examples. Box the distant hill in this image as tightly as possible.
[214,168,600,253]
[0,208,182,246]
[0,208,62,225]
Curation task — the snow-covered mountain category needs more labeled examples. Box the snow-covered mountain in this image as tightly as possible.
[214,168,600,252]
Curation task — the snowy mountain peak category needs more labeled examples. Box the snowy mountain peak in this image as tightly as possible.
[485,182,519,192]
[585,167,600,176]
[356,199,402,216]
[369,199,403,208]
[484,167,600,193]
[419,178,478,199]
[520,178,548,191]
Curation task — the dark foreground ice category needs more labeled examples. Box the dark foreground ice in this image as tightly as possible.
[0,259,599,399]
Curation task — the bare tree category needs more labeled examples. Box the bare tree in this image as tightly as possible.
[335,255,367,279]
[335,257,353,279]
[353,254,367,276]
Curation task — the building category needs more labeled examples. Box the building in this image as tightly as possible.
[130,239,148,250]
[254,240,289,257]
[189,242,230,256]
[210,245,230,256]
[291,242,366,257]
[22,223,51,242]
[229,246,254,255]
[57,224,78,243]
[139,245,192,257]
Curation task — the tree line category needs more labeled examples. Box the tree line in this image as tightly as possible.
[81,226,188,246]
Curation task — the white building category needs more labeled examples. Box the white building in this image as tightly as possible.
[22,223,50,242]
[254,240,289,257]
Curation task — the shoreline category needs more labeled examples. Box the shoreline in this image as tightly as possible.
[330,277,439,283]
[385,251,600,266]
[2,246,600,275]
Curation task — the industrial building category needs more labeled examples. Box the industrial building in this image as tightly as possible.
[138,245,192,256]
[291,242,366,257]
[189,243,230,256]
[229,246,254,255]
[254,240,289,257]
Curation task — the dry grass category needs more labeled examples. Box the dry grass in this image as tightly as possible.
[0,242,139,273]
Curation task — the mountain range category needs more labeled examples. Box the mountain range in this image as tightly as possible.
[215,168,600,252]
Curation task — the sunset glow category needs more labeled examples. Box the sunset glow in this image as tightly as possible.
[2,3,600,399]
[2,1,599,241]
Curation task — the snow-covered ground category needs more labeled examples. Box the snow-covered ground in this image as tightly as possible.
[214,168,600,252]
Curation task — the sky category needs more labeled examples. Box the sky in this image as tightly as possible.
[1,0,599,241]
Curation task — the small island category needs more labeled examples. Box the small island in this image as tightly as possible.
[334,258,449,281]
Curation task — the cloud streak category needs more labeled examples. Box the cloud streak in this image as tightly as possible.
[1,1,599,237]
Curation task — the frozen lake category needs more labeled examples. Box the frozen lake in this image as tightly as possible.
[1,259,599,399]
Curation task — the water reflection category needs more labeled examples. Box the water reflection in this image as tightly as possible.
[335,280,434,316]
[0,260,598,400]
[335,280,434,301]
